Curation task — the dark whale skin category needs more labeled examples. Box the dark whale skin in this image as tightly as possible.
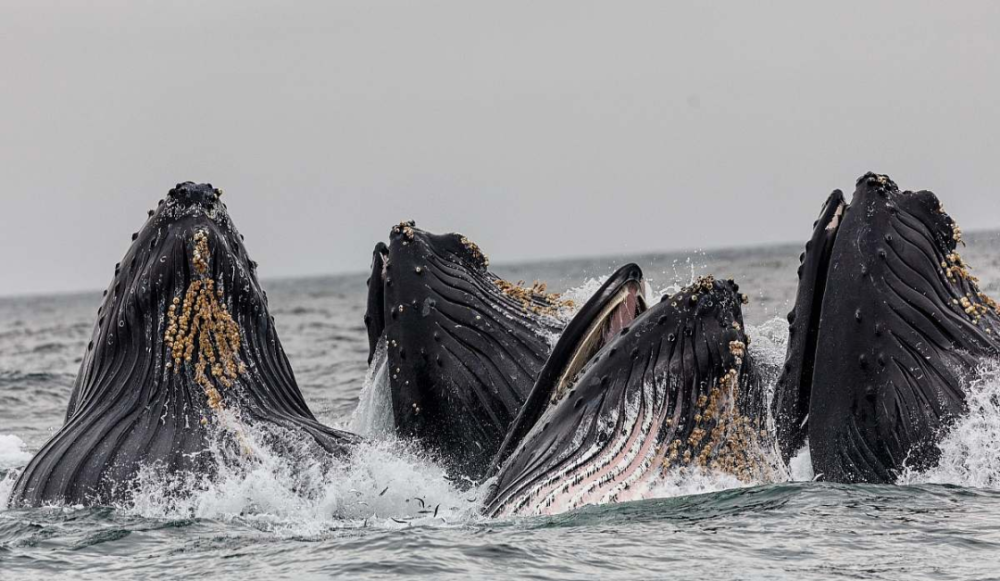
[775,173,1000,483]
[364,222,568,480]
[10,184,356,507]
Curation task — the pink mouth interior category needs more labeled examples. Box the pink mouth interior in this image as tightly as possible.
[601,283,642,346]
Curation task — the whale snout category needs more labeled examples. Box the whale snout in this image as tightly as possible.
[168,182,224,210]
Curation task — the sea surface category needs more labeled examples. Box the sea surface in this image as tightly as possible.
[2,231,1000,580]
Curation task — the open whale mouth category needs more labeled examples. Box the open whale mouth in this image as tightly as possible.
[547,268,647,405]
[489,264,647,475]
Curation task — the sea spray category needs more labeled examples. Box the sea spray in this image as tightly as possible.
[645,468,749,500]
[0,434,31,470]
[0,469,18,510]
[558,275,609,310]
[745,317,791,405]
[901,359,1000,488]
[0,434,31,510]
[788,444,815,482]
[125,411,478,535]
[747,319,1000,488]
[349,336,394,438]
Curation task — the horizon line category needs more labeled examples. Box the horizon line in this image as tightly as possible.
[2,227,997,301]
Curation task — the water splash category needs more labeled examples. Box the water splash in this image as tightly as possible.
[348,336,394,438]
[0,434,30,509]
[0,434,31,470]
[901,359,1000,488]
[736,318,1000,489]
[657,255,709,299]
[745,318,790,371]
[124,413,478,535]
[789,443,814,482]
[558,275,610,310]
[0,470,18,510]
[645,468,749,500]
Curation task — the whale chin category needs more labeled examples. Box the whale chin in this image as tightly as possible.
[10,183,356,508]
[774,172,1000,484]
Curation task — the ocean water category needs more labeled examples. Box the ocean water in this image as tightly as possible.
[2,232,1000,580]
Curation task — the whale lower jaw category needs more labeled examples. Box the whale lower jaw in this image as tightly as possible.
[490,382,670,518]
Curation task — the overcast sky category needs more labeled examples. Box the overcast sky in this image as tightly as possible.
[1,1,998,297]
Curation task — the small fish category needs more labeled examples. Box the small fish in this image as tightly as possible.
[380,486,389,496]
[434,504,440,518]
[412,497,426,508]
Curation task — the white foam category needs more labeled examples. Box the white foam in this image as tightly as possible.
[746,317,790,366]
[559,275,610,312]
[125,416,479,535]
[0,434,29,510]
[0,470,18,510]
[789,443,814,481]
[901,359,1000,488]
[0,434,32,470]
[645,468,749,500]
[741,318,1000,489]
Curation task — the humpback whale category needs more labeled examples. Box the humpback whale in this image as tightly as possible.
[364,222,570,480]
[485,273,776,517]
[773,173,1000,483]
[10,183,356,507]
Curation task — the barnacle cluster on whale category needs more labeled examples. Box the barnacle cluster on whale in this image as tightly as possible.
[164,229,246,416]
